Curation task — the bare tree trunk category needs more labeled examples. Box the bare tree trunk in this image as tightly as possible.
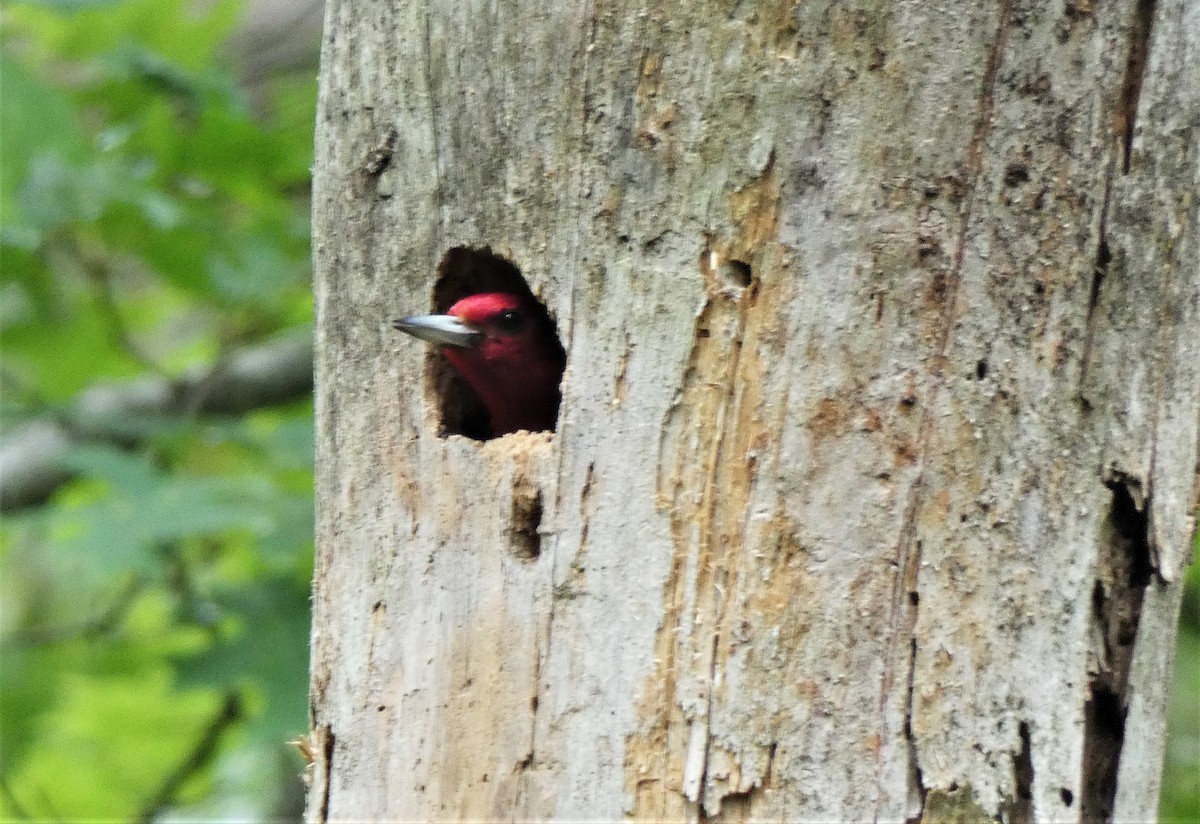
[308,1,1199,821]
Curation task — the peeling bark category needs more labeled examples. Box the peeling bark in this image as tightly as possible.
[310,1,1199,821]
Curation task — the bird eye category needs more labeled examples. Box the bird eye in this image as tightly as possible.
[495,309,526,333]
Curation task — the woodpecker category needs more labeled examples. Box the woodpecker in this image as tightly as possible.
[393,292,566,437]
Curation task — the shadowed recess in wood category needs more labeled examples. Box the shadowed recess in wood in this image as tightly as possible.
[510,471,544,561]
[1081,470,1154,822]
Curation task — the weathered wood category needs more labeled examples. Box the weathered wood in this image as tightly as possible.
[309,1,1199,820]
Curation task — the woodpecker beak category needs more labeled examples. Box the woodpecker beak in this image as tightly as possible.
[392,314,484,348]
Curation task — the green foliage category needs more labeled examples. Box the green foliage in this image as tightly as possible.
[1,0,313,406]
[1,0,315,818]
[1162,530,1200,822]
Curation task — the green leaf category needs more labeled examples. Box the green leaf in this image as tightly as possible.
[0,667,225,820]
[0,54,87,233]
[36,445,277,584]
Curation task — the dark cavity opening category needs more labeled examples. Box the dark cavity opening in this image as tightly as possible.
[426,247,565,440]
[1003,162,1031,187]
[1081,685,1126,822]
[1104,476,1153,590]
[721,259,754,288]
[1081,473,1153,822]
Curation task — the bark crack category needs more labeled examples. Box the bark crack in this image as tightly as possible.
[631,142,772,821]
[1117,0,1157,174]
[1079,0,1158,391]
[421,6,444,248]
[514,627,541,807]
[565,0,600,349]
[877,0,1015,814]
[902,635,926,822]
[1003,721,1035,824]
[1078,169,1113,393]
[313,724,335,824]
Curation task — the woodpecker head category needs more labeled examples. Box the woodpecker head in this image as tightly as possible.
[393,292,565,437]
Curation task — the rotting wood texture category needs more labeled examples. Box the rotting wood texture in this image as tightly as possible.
[309,1,1199,821]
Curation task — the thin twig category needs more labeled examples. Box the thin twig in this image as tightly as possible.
[64,235,168,376]
[10,575,144,647]
[134,690,244,824]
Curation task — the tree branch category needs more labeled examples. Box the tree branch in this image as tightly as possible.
[75,236,169,377]
[134,690,244,824]
[10,575,144,647]
[0,330,313,511]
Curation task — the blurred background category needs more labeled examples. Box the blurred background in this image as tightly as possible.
[2,0,317,818]
[0,0,1195,820]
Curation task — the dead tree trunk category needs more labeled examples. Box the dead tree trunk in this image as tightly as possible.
[308,1,1199,820]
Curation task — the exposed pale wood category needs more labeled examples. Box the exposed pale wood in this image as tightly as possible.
[309,1,1199,821]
